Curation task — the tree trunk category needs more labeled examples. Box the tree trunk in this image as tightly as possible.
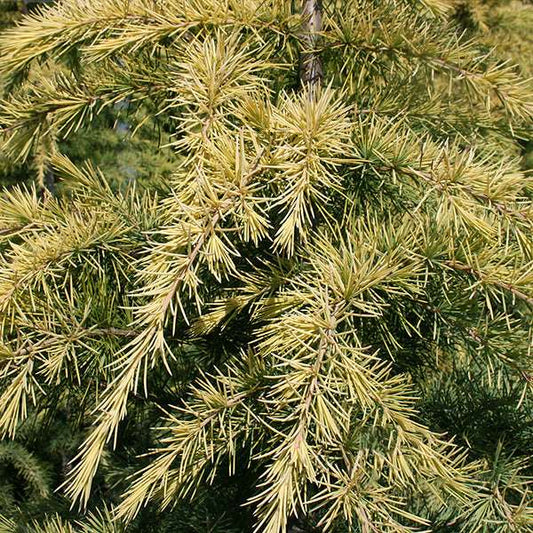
[44,167,55,195]
[300,0,323,92]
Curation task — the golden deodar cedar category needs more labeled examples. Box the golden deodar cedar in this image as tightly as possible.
[0,1,532,531]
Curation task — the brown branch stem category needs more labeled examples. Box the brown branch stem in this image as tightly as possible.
[7,327,136,358]
[444,260,533,306]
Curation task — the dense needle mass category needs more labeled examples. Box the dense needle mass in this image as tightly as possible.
[0,1,532,532]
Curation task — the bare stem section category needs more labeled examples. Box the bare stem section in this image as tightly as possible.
[300,0,323,91]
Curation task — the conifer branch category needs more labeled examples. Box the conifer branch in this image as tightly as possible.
[0,0,297,76]
[115,359,263,522]
[63,54,272,504]
[444,260,533,306]
[6,328,137,359]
